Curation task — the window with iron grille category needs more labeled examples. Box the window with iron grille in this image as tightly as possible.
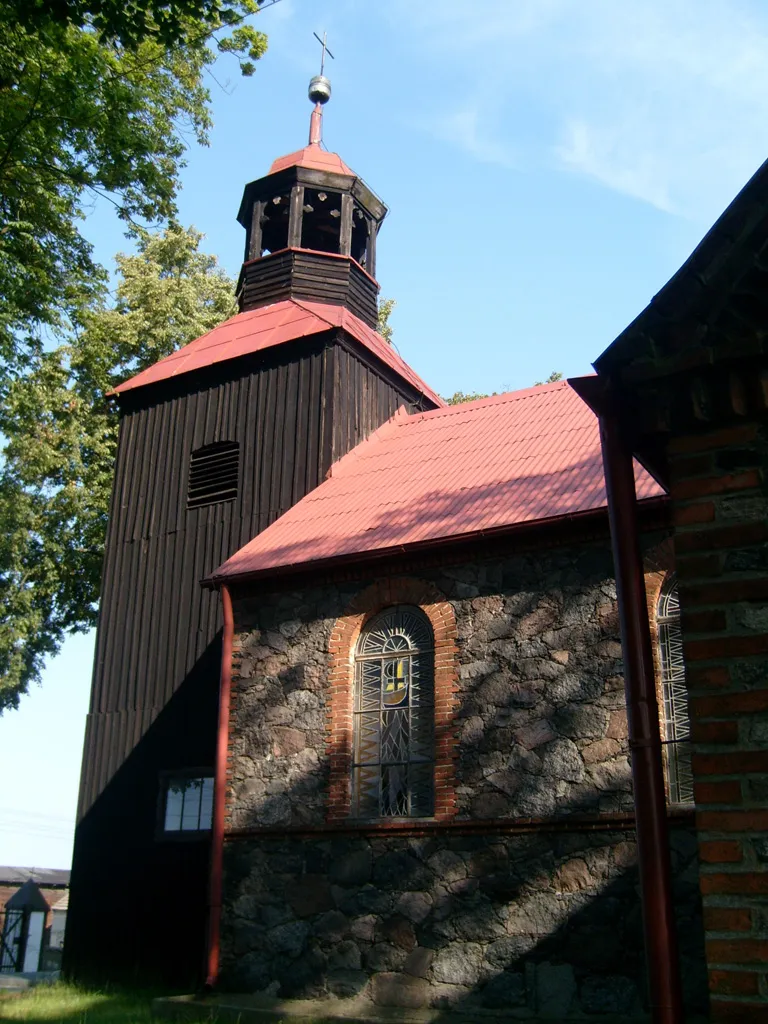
[187,441,239,510]
[658,576,694,805]
[352,606,435,818]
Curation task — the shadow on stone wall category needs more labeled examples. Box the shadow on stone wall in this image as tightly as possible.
[222,822,707,1019]
[221,571,708,1020]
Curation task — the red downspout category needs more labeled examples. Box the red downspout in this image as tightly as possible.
[206,583,234,989]
[599,406,683,1024]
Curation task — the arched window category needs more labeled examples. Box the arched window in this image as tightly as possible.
[352,606,435,818]
[657,576,694,805]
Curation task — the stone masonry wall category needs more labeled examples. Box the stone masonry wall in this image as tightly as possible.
[228,542,635,831]
[220,828,705,1016]
[222,539,707,1015]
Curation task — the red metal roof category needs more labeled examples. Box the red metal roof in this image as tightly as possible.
[269,143,354,177]
[208,380,664,583]
[112,298,441,405]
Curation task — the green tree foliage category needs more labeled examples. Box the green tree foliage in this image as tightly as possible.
[444,371,564,404]
[0,226,236,710]
[443,391,492,405]
[0,4,265,374]
[377,297,396,344]
[534,370,563,386]
[6,0,268,55]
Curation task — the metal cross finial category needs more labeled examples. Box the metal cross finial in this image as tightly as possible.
[313,30,334,76]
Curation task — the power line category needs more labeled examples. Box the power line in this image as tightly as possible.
[0,819,72,835]
[0,806,74,824]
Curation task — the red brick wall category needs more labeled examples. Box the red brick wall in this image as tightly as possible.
[326,576,459,822]
[668,422,768,1020]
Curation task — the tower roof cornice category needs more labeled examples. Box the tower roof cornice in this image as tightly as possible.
[268,144,354,178]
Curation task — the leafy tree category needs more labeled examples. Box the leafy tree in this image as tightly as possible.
[534,370,563,386]
[0,6,265,378]
[444,371,564,404]
[443,390,493,405]
[5,0,268,55]
[0,226,236,710]
[377,297,396,344]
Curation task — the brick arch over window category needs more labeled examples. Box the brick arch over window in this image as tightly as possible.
[642,540,694,804]
[644,535,676,677]
[327,578,459,823]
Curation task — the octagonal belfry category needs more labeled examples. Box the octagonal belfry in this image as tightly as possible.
[236,84,387,328]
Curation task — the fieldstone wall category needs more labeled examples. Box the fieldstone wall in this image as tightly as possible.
[228,542,633,830]
[222,539,707,1014]
[220,827,707,1016]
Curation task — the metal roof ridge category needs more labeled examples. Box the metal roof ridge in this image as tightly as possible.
[396,379,572,425]
[290,296,339,331]
[293,300,444,407]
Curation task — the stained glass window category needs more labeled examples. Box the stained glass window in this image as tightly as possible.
[657,577,694,805]
[352,606,435,818]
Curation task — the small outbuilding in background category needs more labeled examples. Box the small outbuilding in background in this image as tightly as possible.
[0,867,70,976]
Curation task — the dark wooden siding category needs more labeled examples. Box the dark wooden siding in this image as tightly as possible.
[332,343,414,461]
[239,250,379,328]
[66,329,437,985]
[84,344,330,734]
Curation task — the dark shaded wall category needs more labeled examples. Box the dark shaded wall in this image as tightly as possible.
[220,541,708,1015]
[659,420,768,1019]
[591,218,768,1016]
[222,827,702,1017]
[66,331,431,985]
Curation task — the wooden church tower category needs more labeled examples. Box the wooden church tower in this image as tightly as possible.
[65,70,440,983]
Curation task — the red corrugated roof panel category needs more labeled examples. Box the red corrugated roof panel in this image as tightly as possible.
[208,380,664,583]
[112,298,442,405]
[269,143,354,177]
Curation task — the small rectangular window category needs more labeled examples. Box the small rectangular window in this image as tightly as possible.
[187,441,239,510]
[161,775,214,834]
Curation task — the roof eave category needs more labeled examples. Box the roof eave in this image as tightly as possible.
[593,155,768,379]
[201,495,670,592]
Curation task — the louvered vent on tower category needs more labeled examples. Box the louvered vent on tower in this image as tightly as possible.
[187,441,239,510]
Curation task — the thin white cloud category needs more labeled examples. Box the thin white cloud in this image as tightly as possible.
[555,119,675,214]
[431,106,517,170]
[386,0,768,221]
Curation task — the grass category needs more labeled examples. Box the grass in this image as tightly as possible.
[0,981,340,1024]
[0,983,159,1023]
[0,983,156,1024]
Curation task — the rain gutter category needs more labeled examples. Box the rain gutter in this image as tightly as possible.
[205,583,234,989]
[598,398,683,1024]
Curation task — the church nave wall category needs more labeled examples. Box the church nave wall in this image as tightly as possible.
[226,540,637,831]
[216,537,706,1014]
[218,826,705,1015]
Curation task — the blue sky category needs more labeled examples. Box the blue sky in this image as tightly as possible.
[2,0,768,869]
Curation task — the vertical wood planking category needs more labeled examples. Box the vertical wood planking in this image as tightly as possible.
[248,201,263,261]
[288,185,304,248]
[68,345,361,982]
[339,194,353,256]
[293,358,310,505]
[82,334,430,814]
